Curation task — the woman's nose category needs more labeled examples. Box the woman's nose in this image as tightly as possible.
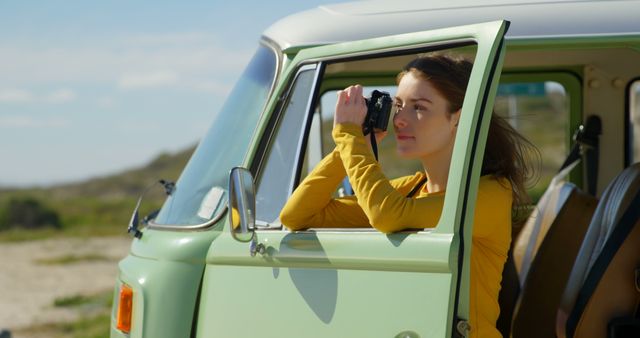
[393,109,408,129]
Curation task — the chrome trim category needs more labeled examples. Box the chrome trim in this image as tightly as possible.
[256,38,284,123]
[240,38,284,168]
[147,204,228,231]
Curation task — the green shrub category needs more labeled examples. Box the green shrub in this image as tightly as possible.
[0,197,62,231]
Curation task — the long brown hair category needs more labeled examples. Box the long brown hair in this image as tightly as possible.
[397,54,539,217]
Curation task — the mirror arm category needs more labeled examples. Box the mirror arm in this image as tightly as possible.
[250,237,266,257]
[127,196,144,239]
[127,179,176,239]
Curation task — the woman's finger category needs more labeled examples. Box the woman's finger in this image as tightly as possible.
[349,85,364,106]
[334,85,367,126]
[337,89,348,105]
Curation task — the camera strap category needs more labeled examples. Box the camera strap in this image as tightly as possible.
[370,132,379,161]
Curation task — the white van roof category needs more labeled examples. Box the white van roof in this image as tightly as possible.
[263,0,640,51]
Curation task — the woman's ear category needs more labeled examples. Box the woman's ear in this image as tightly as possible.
[452,109,461,128]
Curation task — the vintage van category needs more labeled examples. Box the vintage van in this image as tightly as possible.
[110,1,640,337]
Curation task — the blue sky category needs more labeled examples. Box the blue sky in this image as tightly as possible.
[0,1,351,187]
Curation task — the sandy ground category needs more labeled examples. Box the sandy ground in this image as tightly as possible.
[0,236,132,334]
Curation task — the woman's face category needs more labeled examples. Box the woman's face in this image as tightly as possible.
[393,72,460,161]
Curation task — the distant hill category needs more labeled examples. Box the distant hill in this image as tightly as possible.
[0,146,195,235]
[48,146,195,201]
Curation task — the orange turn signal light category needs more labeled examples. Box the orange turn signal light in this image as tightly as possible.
[116,283,133,333]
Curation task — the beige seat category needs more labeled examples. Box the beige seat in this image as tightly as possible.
[501,116,602,338]
[506,175,597,338]
[556,163,640,338]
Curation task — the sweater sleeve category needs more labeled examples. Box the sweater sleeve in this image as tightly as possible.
[279,148,370,230]
[333,123,445,233]
[473,177,513,241]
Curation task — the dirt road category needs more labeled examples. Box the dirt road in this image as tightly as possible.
[0,236,131,334]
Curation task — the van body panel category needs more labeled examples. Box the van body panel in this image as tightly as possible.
[265,0,640,51]
[194,21,507,338]
[197,265,453,337]
[112,254,203,338]
[129,227,221,262]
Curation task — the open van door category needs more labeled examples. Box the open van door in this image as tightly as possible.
[196,20,508,338]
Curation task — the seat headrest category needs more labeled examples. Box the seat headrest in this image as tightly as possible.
[558,162,640,338]
[584,163,640,271]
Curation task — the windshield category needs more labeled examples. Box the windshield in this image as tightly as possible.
[153,44,277,226]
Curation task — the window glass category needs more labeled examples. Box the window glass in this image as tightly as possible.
[494,81,570,200]
[154,45,277,226]
[630,80,640,163]
[255,66,317,224]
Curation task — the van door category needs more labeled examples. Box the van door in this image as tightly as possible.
[196,20,508,338]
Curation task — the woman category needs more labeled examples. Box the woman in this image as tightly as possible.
[280,54,536,338]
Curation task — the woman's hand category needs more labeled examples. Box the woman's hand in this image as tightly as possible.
[334,85,367,127]
[366,130,388,147]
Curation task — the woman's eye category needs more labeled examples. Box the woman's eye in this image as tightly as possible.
[414,105,424,112]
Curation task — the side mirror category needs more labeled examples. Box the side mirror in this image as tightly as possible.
[228,167,256,243]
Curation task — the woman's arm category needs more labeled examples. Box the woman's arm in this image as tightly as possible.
[329,85,444,233]
[333,123,446,233]
[279,148,370,230]
[333,123,513,235]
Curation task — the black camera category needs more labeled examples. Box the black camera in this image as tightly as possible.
[362,90,393,135]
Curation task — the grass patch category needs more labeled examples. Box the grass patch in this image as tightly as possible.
[14,312,111,338]
[53,290,113,308]
[0,225,129,243]
[54,294,93,308]
[37,253,114,265]
[61,312,111,338]
[15,291,113,338]
[0,227,62,242]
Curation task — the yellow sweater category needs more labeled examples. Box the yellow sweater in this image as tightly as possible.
[280,123,512,338]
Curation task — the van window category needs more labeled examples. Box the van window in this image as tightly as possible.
[293,45,481,230]
[255,65,318,225]
[152,45,277,226]
[494,77,575,201]
[629,80,640,163]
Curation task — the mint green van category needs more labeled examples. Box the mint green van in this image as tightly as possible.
[110,1,640,337]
